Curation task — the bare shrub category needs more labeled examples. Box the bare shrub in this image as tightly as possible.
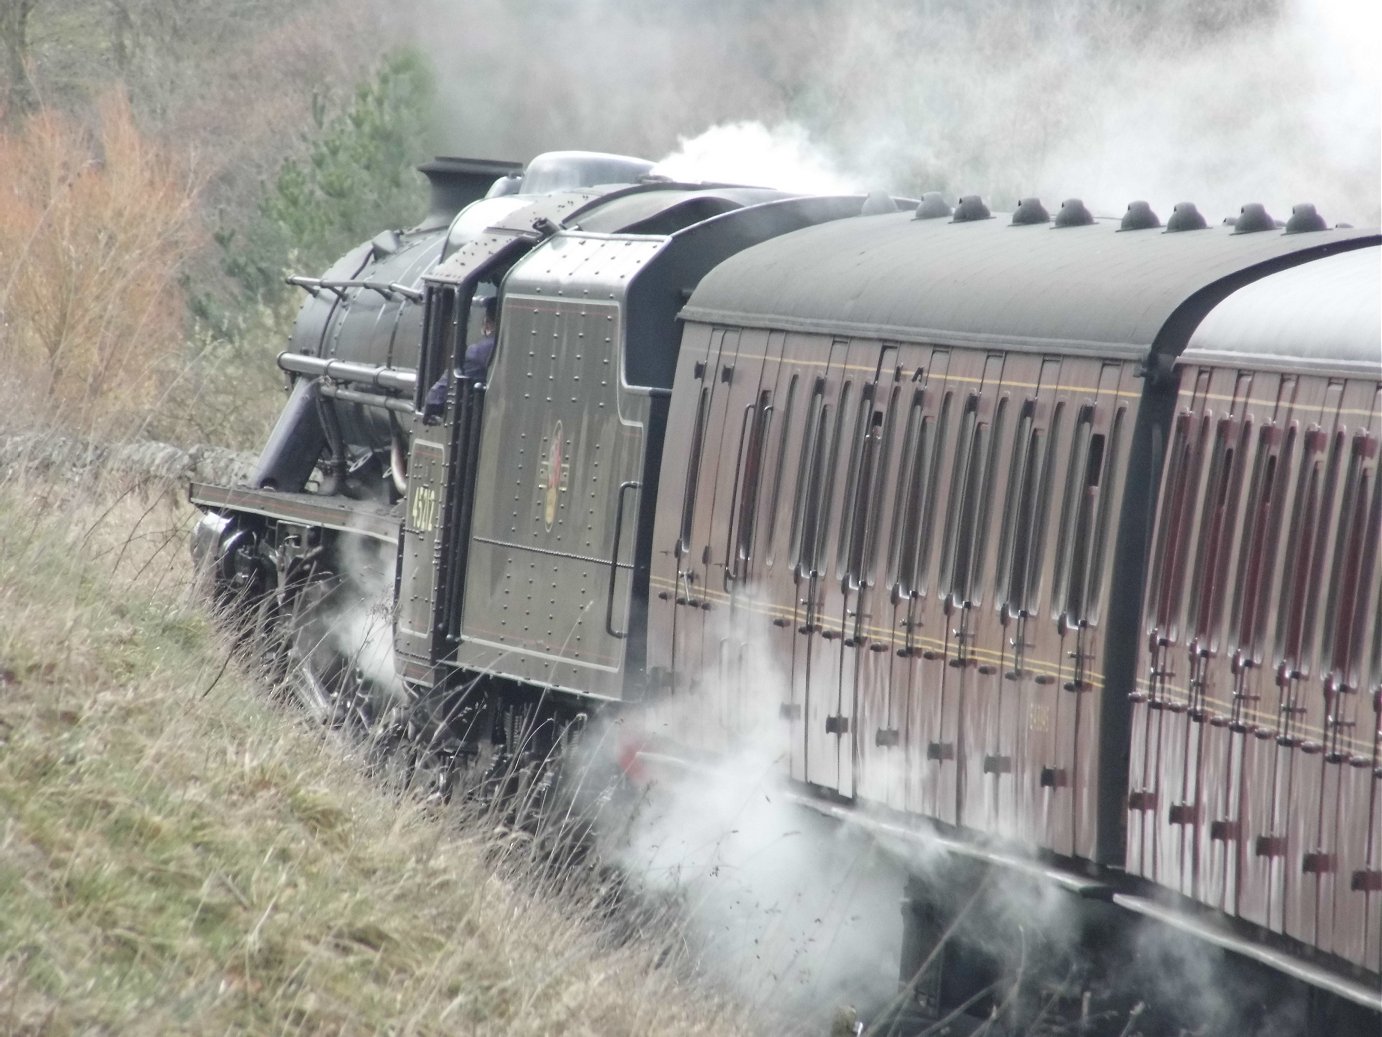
[0,92,200,436]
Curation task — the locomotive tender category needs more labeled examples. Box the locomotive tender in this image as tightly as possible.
[191,151,1381,1032]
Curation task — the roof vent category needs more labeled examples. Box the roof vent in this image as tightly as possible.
[1165,202,1208,232]
[1231,203,1276,234]
[951,195,992,222]
[1119,200,1161,231]
[1011,198,1050,225]
[914,192,952,220]
[860,191,897,216]
[1284,202,1327,234]
[1053,198,1094,227]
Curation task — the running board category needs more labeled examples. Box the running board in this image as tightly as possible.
[189,482,401,544]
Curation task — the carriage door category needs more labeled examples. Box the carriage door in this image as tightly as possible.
[716,331,786,744]
[668,328,740,737]
[797,338,867,796]
[1049,359,1126,860]
[932,354,1004,825]
[835,347,899,799]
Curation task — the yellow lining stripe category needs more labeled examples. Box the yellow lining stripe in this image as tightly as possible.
[649,574,1100,687]
[695,347,1380,416]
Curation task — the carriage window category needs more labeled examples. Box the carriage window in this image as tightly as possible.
[951,398,1004,607]
[996,403,1036,608]
[865,386,902,585]
[1186,418,1237,641]
[945,416,985,604]
[1250,426,1298,661]
[1006,423,1044,616]
[763,374,799,564]
[837,384,877,575]
[845,410,885,585]
[1324,435,1375,681]
[889,392,928,593]
[1167,414,1212,634]
[806,383,851,576]
[1303,430,1348,671]
[1230,424,1277,654]
[1024,404,1062,613]
[1051,407,1094,619]
[939,396,980,601]
[1147,412,1199,641]
[915,392,954,596]
[728,389,773,575]
[973,398,1006,603]
[418,285,458,410]
[1057,410,1112,626]
[1084,408,1124,625]
[677,386,711,559]
[1274,430,1325,670]
[790,380,828,572]
[1310,431,1354,674]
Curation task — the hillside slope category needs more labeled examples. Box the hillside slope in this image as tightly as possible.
[0,466,749,1036]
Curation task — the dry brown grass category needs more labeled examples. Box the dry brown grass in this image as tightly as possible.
[0,94,200,437]
[0,461,754,1036]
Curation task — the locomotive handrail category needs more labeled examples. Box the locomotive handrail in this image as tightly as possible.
[442,380,486,643]
[605,481,641,639]
[284,276,346,300]
[387,282,424,302]
[284,276,422,302]
[330,279,417,301]
[277,352,418,393]
[317,382,413,415]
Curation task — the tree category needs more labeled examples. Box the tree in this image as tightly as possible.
[218,47,435,307]
[0,93,200,431]
[0,0,37,120]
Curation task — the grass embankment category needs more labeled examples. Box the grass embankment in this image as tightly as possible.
[0,469,746,1036]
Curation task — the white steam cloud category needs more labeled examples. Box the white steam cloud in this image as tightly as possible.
[599,605,903,1027]
[592,602,1099,1029]
[420,0,1380,224]
[1021,0,1382,223]
[330,531,407,709]
[652,121,861,194]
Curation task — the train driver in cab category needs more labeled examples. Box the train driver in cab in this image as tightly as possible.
[423,294,497,422]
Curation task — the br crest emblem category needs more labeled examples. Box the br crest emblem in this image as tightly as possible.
[539,420,569,530]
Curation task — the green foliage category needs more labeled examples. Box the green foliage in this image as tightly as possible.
[220,46,435,307]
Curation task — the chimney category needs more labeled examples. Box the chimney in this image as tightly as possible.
[415,156,524,230]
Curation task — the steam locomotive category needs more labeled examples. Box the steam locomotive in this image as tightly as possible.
[190,150,1381,1034]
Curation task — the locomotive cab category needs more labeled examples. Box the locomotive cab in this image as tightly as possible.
[392,185,877,696]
